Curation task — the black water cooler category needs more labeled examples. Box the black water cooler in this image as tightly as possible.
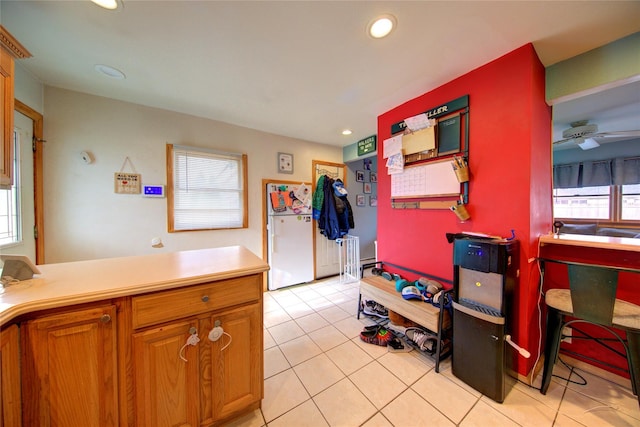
[452,237,519,403]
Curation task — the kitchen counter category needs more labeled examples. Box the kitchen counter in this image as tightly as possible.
[0,245,269,326]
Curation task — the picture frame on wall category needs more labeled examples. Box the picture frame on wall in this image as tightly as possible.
[369,196,377,207]
[363,183,372,194]
[278,152,294,174]
[370,172,377,183]
[356,194,365,206]
[356,170,365,182]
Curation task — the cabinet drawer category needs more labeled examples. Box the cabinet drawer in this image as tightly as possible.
[132,274,261,329]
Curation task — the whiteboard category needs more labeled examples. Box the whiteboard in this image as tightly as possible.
[391,158,460,198]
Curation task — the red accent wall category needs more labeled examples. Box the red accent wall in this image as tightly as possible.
[376,44,552,377]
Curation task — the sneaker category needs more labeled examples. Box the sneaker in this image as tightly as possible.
[405,327,437,354]
[360,325,394,346]
[362,300,389,318]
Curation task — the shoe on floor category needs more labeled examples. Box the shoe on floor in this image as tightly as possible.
[360,325,394,346]
[387,336,412,353]
[405,327,437,354]
[362,300,389,318]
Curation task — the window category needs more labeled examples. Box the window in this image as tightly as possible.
[0,130,21,246]
[553,157,640,224]
[553,186,610,220]
[167,144,247,231]
[622,184,640,220]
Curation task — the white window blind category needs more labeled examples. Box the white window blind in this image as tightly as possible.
[170,145,246,231]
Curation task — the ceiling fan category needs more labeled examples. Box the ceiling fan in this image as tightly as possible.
[552,120,640,150]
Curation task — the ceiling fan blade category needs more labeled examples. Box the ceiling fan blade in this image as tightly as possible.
[577,138,600,150]
[592,130,640,138]
[552,137,573,145]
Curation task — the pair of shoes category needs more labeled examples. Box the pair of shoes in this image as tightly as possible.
[362,300,389,318]
[360,325,394,346]
[405,327,437,354]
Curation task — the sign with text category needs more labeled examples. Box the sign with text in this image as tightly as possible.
[357,135,377,156]
[391,95,469,135]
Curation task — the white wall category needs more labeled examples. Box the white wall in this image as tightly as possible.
[43,87,342,263]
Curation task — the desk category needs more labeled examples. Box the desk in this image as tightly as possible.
[539,233,640,253]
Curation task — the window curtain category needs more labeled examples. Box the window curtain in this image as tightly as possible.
[554,156,640,188]
[553,163,580,188]
[581,160,612,187]
[613,157,640,185]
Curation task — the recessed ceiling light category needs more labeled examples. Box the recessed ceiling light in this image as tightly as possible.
[342,129,353,136]
[91,0,119,10]
[95,64,126,79]
[368,14,396,39]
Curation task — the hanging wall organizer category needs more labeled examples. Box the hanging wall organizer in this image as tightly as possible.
[385,95,470,210]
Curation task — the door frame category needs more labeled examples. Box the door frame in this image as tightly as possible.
[312,160,346,279]
[261,178,312,291]
[14,99,44,264]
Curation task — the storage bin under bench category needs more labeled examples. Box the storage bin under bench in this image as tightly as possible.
[358,275,452,372]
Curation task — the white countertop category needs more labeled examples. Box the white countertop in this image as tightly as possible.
[0,246,269,326]
[539,233,640,252]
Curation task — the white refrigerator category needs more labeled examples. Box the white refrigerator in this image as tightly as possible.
[266,183,314,290]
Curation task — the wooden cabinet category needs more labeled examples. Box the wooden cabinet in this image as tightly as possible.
[0,26,31,188]
[202,302,262,425]
[2,256,265,426]
[132,319,200,427]
[1,324,22,426]
[0,40,15,187]
[21,305,119,426]
[130,273,263,426]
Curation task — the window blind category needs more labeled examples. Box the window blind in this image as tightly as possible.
[172,146,244,230]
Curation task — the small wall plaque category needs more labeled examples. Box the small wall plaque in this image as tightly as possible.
[278,152,294,174]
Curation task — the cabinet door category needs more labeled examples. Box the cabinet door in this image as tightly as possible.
[0,46,14,188]
[132,319,200,427]
[1,324,21,426]
[22,305,118,426]
[207,302,262,423]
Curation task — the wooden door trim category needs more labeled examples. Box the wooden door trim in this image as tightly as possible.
[14,99,44,264]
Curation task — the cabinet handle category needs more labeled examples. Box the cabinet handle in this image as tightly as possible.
[201,295,210,303]
[100,314,112,323]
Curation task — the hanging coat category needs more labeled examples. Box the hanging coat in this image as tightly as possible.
[318,177,341,240]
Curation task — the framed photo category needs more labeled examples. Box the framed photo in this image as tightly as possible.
[369,196,377,207]
[278,152,294,174]
[356,194,366,206]
[363,183,372,194]
[370,172,377,183]
[356,170,365,182]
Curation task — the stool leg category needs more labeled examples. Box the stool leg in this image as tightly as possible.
[357,293,362,319]
[540,308,563,395]
[626,331,640,402]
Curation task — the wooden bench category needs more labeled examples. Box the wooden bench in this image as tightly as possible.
[358,275,452,372]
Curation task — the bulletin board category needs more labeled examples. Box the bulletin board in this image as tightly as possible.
[386,95,470,209]
[391,158,459,198]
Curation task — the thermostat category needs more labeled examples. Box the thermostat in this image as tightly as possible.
[143,185,165,198]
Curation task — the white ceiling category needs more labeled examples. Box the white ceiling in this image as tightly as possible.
[2,1,640,148]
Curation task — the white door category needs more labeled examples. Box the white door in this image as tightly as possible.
[314,230,341,279]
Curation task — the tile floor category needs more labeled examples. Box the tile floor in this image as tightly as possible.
[228,276,640,427]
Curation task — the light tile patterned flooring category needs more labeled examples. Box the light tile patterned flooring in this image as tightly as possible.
[227,276,640,427]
